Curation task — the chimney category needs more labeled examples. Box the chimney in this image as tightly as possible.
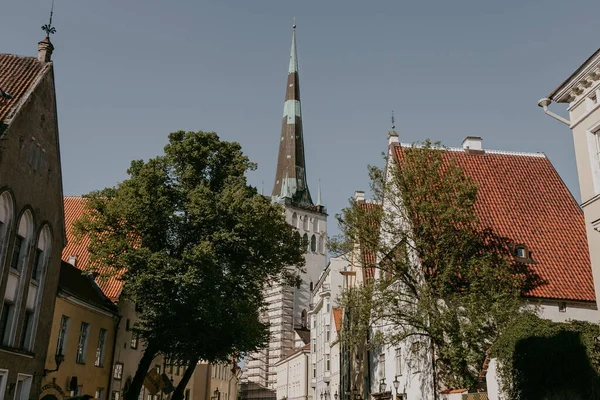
[354,190,365,202]
[462,136,483,153]
[68,255,77,266]
[38,38,54,63]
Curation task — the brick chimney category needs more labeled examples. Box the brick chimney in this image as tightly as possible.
[38,37,54,63]
[462,136,484,154]
[354,190,365,202]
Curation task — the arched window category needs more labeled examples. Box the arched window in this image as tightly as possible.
[22,224,52,350]
[313,218,318,233]
[11,210,34,272]
[303,215,309,231]
[303,233,309,251]
[0,191,14,271]
[292,213,298,228]
[310,235,316,252]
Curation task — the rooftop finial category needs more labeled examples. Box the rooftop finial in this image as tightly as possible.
[41,0,56,38]
[391,110,395,130]
[316,179,323,206]
[292,16,296,29]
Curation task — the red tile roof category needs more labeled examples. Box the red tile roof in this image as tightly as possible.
[333,307,343,332]
[0,54,49,126]
[63,196,124,301]
[358,201,380,279]
[393,145,595,302]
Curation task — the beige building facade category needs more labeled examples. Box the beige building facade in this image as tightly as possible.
[540,50,600,314]
[40,261,118,400]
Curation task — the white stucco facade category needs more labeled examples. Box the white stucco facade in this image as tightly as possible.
[309,257,345,400]
[276,346,311,400]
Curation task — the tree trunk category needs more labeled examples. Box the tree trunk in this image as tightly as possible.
[124,340,160,400]
[170,358,199,400]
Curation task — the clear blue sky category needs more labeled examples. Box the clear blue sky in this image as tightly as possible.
[2,0,599,235]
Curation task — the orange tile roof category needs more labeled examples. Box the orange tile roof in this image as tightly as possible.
[393,145,595,302]
[63,196,123,301]
[333,307,343,332]
[358,201,380,279]
[0,53,49,126]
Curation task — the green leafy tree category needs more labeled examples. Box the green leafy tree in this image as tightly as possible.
[76,131,305,400]
[332,141,539,395]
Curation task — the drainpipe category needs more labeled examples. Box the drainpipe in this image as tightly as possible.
[537,98,571,126]
[108,313,123,395]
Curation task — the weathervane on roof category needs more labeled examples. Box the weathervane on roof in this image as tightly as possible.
[41,0,56,38]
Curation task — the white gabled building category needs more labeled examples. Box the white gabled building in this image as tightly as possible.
[309,257,346,400]
[368,134,597,400]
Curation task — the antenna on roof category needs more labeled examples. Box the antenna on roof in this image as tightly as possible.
[41,0,56,38]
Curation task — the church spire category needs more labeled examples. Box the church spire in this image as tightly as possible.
[272,23,313,206]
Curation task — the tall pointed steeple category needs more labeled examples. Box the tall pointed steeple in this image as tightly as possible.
[272,24,313,205]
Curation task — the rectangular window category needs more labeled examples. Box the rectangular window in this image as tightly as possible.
[11,235,23,270]
[76,322,90,363]
[56,315,69,355]
[379,353,386,380]
[311,338,316,352]
[111,391,120,400]
[325,354,330,372]
[95,328,107,366]
[14,374,32,400]
[325,325,330,342]
[0,302,15,346]
[185,389,190,400]
[559,302,567,313]
[96,388,105,400]
[325,298,330,313]
[312,363,316,378]
[131,331,138,349]
[395,348,402,376]
[20,310,34,350]
[114,363,124,380]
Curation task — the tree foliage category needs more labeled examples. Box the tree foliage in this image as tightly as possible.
[493,313,600,400]
[75,131,305,400]
[333,141,540,391]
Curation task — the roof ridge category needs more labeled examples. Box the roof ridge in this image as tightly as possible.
[399,142,547,158]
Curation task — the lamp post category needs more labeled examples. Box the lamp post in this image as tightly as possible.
[334,391,339,400]
[393,377,400,399]
[378,379,386,394]
[44,353,65,376]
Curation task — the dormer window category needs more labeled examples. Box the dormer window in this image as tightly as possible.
[514,244,533,263]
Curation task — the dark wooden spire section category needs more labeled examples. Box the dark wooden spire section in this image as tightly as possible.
[272,26,313,206]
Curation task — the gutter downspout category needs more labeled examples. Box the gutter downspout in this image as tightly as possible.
[108,313,123,396]
[538,98,571,126]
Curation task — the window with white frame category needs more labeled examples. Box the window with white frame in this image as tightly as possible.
[95,328,107,366]
[325,325,330,342]
[0,302,15,346]
[0,191,14,273]
[114,363,124,380]
[303,215,309,231]
[0,369,8,400]
[589,127,600,194]
[96,388,105,400]
[19,310,34,349]
[395,348,402,376]
[378,353,386,380]
[76,322,90,363]
[292,213,298,228]
[56,315,69,355]
[325,354,331,372]
[14,374,32,400]
[131,331,139,349]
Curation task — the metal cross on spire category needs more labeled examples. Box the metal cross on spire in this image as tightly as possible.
[41,0,56,38]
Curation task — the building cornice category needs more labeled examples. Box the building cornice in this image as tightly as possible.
[58,290,117,318]
[550,49,600,103]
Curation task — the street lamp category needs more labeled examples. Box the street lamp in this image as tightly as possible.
[334,391,338,400]
[393,377,400,398]
[320,391,324,400]
[44,353,65,376]
[378,379,386,394]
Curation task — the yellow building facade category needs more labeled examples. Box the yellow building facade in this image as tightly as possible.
[39,261,117,400]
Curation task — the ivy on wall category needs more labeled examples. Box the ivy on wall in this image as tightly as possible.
[493,313,600,400]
